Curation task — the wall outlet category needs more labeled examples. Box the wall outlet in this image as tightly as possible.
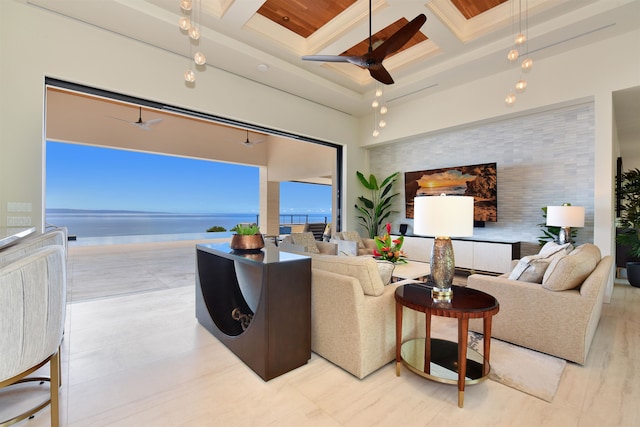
[7,216,32,226]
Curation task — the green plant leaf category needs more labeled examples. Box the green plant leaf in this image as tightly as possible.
[355,171,400,238]
[356,171,375,190]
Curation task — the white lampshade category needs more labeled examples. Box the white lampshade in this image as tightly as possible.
[546,206,585,227]
[413,195,474,237]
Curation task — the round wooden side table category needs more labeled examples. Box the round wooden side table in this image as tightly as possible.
[395,283,499,408]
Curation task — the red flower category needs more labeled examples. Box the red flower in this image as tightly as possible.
[386,223,391,234]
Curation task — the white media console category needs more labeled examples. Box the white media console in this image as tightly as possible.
[396,235,521,275]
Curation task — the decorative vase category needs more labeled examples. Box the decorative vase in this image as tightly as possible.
[230,234,265,252]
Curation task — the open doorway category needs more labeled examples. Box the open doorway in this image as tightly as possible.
[44,78,341,243]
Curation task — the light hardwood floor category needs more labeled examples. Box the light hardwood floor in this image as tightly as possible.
[6,240,640,426]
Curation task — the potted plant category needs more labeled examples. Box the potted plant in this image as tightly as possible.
[616,168,640,287]
[354,171,400,238]
[229,223,264,252]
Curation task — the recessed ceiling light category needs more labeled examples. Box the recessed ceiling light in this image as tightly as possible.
[257,64,269,72]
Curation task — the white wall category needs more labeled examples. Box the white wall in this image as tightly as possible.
[0,1,358,231]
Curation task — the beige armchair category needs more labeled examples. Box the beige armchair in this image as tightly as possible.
[0,244,67,426]
[308,253,424,378]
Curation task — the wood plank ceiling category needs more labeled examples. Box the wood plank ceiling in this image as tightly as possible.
[257,0,506,59]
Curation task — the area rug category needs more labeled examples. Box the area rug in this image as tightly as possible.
[431,319,566,402]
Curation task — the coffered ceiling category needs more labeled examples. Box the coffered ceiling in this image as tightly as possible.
[27,0,639,116]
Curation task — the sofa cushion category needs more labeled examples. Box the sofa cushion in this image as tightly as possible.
[290,232,320,254]
[538,241,573,257]
[542,243,601,291]
[309,254,385,296]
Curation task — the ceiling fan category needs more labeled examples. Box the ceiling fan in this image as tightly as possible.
[301,0,427,85]
[108,106,163,130]
[241,129,265,147]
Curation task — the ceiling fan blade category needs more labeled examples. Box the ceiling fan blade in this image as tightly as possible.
[371,14,427,61]
[302,55,353,63]
[369,65,394,85]
[106,115,131,124]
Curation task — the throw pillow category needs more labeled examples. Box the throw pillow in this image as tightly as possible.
[517,258,552,283]
[290,232,320,254]
[375,260,395,285]
[331,238,358,256]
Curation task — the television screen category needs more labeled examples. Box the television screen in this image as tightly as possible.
[405,162,497,222]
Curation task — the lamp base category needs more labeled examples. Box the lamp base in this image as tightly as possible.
[431,287,453,302]
[431,237,455,300]
[558,227,572,245]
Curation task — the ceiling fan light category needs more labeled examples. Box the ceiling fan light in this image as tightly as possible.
[180,0,192,11]
[505,93,516,105]
[515,79,527,92]
[194,52,206,65]
[375,88,383,97]
[372,129,380,137]
[371,99,379,108]
[378,120,386,128]
[521,58,533,72]
[178,17,190,30]
[515,33,526,45]
[188,26,200,40]
[507,49,519,62]
[380,106,388,114]
[184,69,195,82]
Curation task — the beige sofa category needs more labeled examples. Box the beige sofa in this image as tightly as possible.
[466,243,613,364]
[300,253,424,379]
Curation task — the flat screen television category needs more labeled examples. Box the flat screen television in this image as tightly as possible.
[404,162,497,223]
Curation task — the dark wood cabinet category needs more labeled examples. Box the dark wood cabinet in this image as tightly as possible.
[195,243,311,381]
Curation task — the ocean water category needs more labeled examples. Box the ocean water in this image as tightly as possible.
[46,211,330,244]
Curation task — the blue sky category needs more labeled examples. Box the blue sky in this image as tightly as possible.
[46,142,332,214]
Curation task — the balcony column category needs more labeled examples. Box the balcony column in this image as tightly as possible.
[259,166,280,236]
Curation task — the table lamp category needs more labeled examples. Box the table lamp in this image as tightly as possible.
[546,204,585,245]
[413,194,474,300]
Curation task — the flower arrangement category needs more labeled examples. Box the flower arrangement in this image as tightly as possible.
[373,223,407,263]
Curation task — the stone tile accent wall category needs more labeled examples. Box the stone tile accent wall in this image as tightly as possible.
[368,102,595,245]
